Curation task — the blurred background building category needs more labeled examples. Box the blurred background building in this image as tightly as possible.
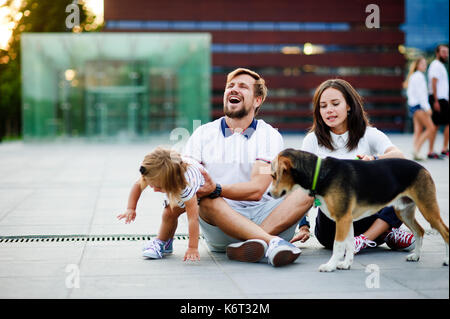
[402,0,449,52]
[21,33,210,140]
[105,0,408,133]
[0,0,448,141]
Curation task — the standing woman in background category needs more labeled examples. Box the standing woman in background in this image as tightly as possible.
[404,56,434,161]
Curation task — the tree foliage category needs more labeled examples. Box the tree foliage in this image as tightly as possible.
[0,0,101,141]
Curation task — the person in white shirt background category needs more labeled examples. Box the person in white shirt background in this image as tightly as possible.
[427,44,449,159]
[290,79,416,255]
[404,56,434,160]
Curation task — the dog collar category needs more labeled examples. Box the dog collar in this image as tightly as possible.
[310,157,322,207]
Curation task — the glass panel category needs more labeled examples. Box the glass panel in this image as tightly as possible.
[21,33,211,140]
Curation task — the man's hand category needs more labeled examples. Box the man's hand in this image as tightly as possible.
[196,169,216,198]
[433,100,440,112]
[289,225,310,243]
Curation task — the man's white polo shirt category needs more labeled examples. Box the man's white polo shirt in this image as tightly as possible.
[183,117,283,209]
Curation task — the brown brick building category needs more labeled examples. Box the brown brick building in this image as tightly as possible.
[104,0,406,132]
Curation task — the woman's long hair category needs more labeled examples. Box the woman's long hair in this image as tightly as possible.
[311,79,370,151]
[403,56,425,89]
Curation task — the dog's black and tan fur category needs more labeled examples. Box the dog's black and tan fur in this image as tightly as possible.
[270,148,449,272]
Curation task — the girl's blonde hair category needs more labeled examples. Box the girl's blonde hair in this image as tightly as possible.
[403,56,425,89]
[139,147,188,208]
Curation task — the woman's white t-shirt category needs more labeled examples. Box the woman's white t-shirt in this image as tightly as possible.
[407,71,431,111]
[301,126,394,160]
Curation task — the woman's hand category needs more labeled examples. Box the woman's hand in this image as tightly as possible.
[356,154,376,161]
[357,146,404,161]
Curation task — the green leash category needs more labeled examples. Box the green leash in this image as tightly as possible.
[310,157,322,207]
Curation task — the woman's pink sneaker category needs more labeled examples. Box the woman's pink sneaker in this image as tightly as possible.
[384,228,415,251]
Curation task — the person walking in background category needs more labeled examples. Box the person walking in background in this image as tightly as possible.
[404,56,434,161]
[427,44,449,159]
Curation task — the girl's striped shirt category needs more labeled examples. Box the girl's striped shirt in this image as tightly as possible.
[176,156,205,208]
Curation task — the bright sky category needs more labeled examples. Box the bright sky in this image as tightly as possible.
[0,0,104,50]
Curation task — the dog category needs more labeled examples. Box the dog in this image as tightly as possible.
[269,148,449,272]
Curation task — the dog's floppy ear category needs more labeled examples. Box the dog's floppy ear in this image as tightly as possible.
[278,155,293,173]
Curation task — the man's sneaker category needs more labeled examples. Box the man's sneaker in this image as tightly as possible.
[427,152,444,160]
[354,234,377,254]
[142,238,173,259]
[226,239,267,263]
[384,228,415,251]
[266,237,301,267]
[441,149,449,157]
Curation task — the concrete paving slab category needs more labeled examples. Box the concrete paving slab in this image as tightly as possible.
[0,245,84,263]
[0,224,92,236]
[0,277,71,299]
[68,274,246,299]
[0,134,448,301]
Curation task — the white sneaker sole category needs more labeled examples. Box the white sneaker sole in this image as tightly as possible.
[269,245,301,267]
[226,239,267,263]
[142,250,163,259]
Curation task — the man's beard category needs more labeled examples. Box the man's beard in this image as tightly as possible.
[439,56,448,63]
[224,103,250,119]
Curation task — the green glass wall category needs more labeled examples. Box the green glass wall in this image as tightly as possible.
[21,33,211,140]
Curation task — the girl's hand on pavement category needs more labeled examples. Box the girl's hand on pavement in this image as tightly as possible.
[117,209,136,224]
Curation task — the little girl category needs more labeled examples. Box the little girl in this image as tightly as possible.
[117,147,205,261]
